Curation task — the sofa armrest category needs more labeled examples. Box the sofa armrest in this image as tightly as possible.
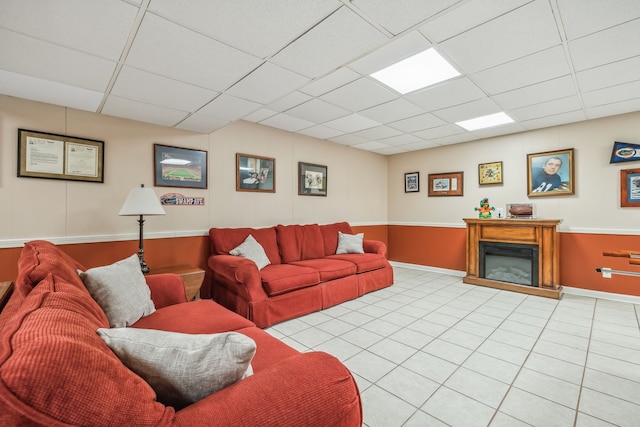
[364,239,387,257]
[146,273,188,308]
[207,255,268,302]
[173,352,362,427]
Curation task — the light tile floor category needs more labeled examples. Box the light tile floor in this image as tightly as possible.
[264,266,640,427]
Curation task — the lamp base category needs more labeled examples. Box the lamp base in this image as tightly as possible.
[137,249,150,274]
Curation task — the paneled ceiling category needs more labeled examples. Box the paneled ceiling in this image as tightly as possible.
[1,0,640,155]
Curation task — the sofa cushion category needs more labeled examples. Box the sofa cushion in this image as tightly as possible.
[276,224,325,263]
[319,222,354,256]
[336,231,365,254]
[328,253,389,273]
[210,227,281,265]
[98,328,256,410]
[79,254,156,327]
[260,264,320,296]
[229,234,270,270]
[0,274,172,426]
[290,258,357,282]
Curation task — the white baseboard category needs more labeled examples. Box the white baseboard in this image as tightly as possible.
[389,261,465,277]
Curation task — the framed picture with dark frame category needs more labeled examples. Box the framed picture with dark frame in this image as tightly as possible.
[527,148,574,197]
[620,168,640,207]
[236,153,276,193]
[428,171,464,197]
[154,144,208,189]
[298,162,327,196]
[610,141,640,164]
[478,161,503,185]
[404,172,419,193]
[17,128,104,183]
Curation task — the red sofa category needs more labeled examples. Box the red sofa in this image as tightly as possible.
[0,240,362,426]
[205,222,393,328]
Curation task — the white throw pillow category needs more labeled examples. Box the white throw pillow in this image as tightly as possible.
[336,231,365,254]
[79,254,155,327]
[97,328,256,409]
[229,234,271,270]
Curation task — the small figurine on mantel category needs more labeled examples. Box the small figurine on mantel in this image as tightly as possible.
[475,198,495,218]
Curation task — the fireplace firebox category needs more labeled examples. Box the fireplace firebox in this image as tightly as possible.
[479,242,539,287]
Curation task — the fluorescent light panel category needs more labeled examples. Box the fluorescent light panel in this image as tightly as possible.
[370,48,460,94]
[456,112,514,131]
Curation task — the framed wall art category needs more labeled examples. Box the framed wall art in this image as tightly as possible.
[620,168,640,207]
[404,172,419,193]
[478,161,503,185]
[527,148,574,197]
[298,162,327,196]
[428,171,464,197]
[154,144,208,189]
[236,153,275,193]
[610,141,640,164]
[17,128,104,183]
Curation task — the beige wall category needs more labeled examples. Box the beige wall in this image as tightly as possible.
[388,111,640,233]
[0,95,388,245]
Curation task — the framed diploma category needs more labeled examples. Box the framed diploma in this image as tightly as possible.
[18,129,104,183]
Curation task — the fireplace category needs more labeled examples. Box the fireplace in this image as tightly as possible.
[479,242,539,287]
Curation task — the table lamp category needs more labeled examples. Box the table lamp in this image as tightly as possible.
[118,184,166,273]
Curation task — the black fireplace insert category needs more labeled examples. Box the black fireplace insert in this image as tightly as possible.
[479,241,539,287]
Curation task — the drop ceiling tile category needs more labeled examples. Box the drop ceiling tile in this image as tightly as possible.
[352,141,392,151]
[432,98,501,123]
[329,134,370,146]
[569,18,640,72]
[398,140,440,151]
[260,113,316,132]
[148,0,340,58]
[0,0,138,60]
[576,56,640,93]
[227,62,310,105]
[521,110,586,130]
[470,122,525,138]
[412,124,464,140]
[350,0,462,35]
[125,13,262,91]
[298,125,345,140]
[388,113,447,133]
[378,133,421,146]
[352,125,403,140]
[582,80,640,108]
[557,0,640,40]
[508,96,582,121]
[348,31,431,75]
[242,108,279,123]
[440,1,560,73]
[373,146,410,155]
[321,78,397,112]
[176,114,229,134]
[431,133,477,146]
[198,94,261,121]
[0,29,116,91]
[419,0,532,43]
[586,99,640,119]
[102,96,189,127]
[359,98,425,123]
[112,66,218,112]
[470,46,570,95]
[492,76,576,110]
[286,99,351,123]
[270,7,388,78]
[299,68,361,97]
[0,69,103,112]
[324,114,381,133]
[406,77,486,111]
[266,92,313,113]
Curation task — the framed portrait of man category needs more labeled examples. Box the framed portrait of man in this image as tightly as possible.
[527,148,574,197]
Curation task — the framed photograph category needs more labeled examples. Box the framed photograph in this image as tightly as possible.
[236,153,275,193]
[17,128,104,183]
[298,162,327,196]
[527,148,574,197]
[478,161,503,185]
[428,171,464,197]
[154,144,208,189]
[404,172,419,193]
[620,168,640,207]
[610,141,640,164]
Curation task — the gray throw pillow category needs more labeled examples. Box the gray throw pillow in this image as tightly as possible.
[336,231,365,254]
[97,328,256,409]
[79,254,155,327]
[229,234,271,270]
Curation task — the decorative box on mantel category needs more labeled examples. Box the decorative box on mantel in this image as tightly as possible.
[463,218,562,299]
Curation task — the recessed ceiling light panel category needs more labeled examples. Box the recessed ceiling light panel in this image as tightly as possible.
[456,112,514,131]
[370,48,460,94]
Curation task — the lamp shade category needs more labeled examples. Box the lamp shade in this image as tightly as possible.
[118,185,166,216]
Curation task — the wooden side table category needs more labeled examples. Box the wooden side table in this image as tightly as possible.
[149,265,205,301]
[0,281,14,313]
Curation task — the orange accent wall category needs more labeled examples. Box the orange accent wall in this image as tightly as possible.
[352,225,388,250]
[388,225,467,271]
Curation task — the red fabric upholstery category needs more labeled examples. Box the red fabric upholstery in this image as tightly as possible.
[328,252,389,273]
[290,258,356,281]
[209,227,281,265]
[250,286,323,328]
[146,273,188,308]
[319,222,353,256]
[276,224,324,263]
[260,263,320,296]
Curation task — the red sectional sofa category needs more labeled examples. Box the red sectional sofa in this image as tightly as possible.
[0,240,362,426]
[204,222,394,328]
